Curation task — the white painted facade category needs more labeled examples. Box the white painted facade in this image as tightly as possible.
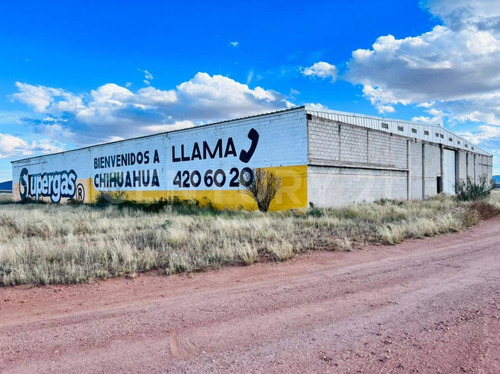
[12,109,309,209]
[11,106,493,209]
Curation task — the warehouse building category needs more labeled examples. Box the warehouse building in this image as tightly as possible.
[11,106,493,210]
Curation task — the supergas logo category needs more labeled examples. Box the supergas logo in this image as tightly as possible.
[19,167,77,203]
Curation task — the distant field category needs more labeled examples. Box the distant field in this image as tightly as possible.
[0,192,12,202]
[0,194,499,286]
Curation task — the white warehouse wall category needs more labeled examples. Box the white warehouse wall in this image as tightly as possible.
[12,109,310,210]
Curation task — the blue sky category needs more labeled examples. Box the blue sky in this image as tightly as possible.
[1,0,499,181]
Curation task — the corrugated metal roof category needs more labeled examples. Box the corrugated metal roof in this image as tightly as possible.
[305,107,491,156]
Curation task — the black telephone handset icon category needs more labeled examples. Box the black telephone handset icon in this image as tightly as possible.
[239,128,259,163]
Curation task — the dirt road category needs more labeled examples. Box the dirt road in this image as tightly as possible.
[1,218,499,373]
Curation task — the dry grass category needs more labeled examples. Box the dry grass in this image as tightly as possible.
[0,194,498,285]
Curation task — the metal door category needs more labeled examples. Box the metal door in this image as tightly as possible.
[443,149,456,195]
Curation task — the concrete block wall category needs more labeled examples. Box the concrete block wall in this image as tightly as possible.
[409,141,423,200]
[340,125,368,164]
[390,137,408,169]
[474,155,481,183]
[307,115,493,207]
[308,166,407,207]
[308,117,407,169]
[457,150,467,182]
[480,155,484,182]
[462,153,492,183]
[484,155,488,181]
[308,116,410,206]
[478,156,484,182]
[487,156,493,181]
[368,131,391,166]
[466,153,474,180]
[478,155,493,182]
[308,117,340,162]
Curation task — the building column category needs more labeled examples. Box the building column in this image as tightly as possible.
[439,144,444,194]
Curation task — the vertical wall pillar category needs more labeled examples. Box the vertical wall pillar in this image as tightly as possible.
[338,124,342,162]
[473,154,477,182]
[366,130,370,164]
[466,152,469,181]
[422,143,426,199]
[407,139,411,201]
[439,144,444,194]
[306,113,311,162]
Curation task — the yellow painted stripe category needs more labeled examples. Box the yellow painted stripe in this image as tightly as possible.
[88,165,308,211]
[12,165,308,211]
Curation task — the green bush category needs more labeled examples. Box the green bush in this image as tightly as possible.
[456,175,493,201]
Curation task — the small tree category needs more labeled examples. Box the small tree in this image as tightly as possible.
[241,168,282,212]
[456,175,493,201]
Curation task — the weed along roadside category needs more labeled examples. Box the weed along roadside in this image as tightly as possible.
[0,190,499,286]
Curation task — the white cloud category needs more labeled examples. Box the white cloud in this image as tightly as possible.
[173,72,289,119]
[343,0,500,121]
[417,101,436,108]
[144,70,154,81]
[459,125,500,145]
[0,110,30,125]
[411,115,442,126]
[289,88,300,100]
[246,70,254,85]
[12,82,55,112]
[12,72,291,144]
[305,103,329,110]
[142,121,195,134]
[12,82,84,114]
[424,0,500,30]
[301,61,338,82]
[361,85,410,113]
[136,86,178,106]
[91,83,134,105]
[12,82,84,113]
[37,123,75,140]
[0,133,64,159]
[228,41,239,47]
[412,108,445,125]
[0,134,30,158]
[138,69,154,85]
